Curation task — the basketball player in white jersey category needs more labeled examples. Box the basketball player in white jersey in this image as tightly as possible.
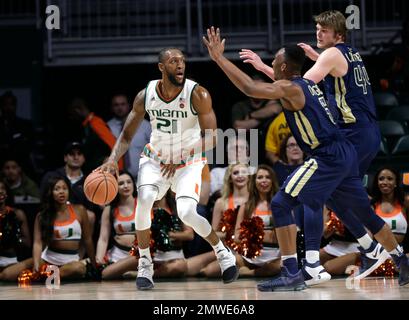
[99,48,238,290]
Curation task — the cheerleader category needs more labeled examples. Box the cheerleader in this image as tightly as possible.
[0,179,31,281]
[321,166,408,276]
[32,176,97,280]
[102,190,194,279]
[186,163,250,276]
[234,165,281,277]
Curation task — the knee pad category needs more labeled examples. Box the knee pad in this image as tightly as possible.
[177,197,211,238]
[270,191,296,228]
[135,185,158,230]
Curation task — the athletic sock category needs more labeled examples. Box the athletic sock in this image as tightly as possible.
[357,234,373,250]
[139,247,152,262]
[282,254,298,274]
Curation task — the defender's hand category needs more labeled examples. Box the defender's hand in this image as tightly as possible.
[298,43,320,61]
[203,26,226,62]
[239,49,265,71]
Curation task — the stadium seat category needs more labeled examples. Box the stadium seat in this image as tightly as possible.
[392,135,409,155]
[386,106,409,129]
[378,120,405,154]
[378,136,389,156]
[374,92,399,107]
[386,106,409,121]
[378,120,405,137]
[373,92,399,119]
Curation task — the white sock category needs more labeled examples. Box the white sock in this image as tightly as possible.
[306,250,320,264]
[139,247,152,262]
[212,240,226,253]
[357,234,373,250]
[388,245,404,256]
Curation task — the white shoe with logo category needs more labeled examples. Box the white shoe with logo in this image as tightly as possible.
[216,248,239,283]
[136,256,154,290]
[302,259,331,286]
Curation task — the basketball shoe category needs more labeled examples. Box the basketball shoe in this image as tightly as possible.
[355,241,389,280]
[136,256,154,290]
[216,247,239,283]
[257,266,306,292]
[301,259,331,286]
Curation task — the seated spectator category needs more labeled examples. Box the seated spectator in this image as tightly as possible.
[95,171,138,279]
[273,134,305,186]
[0,91,34,174]
[40,142,96,236]
[107,93,151,180]
[67,98,123,173]
[33,176,97,280]
[0,178,32,281]
[186,163,250,276]
[231,74,281,130]
[99,189,194,279]
[265,111,291,165]
[197,165,281,278]
[210,136,250,196]
[1,176,98,282]
[233,165,281,277]
[1,158,40,204]
[379,20,409,102]
[321,166,408,276]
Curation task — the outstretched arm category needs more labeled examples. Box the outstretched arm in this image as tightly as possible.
[203,27,304,110]
[239,49,275,81]
[303,47,347,84]
[100,89,146,176]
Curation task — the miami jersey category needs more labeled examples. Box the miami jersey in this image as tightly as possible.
[324,43,377,126]
[144,79,201,160]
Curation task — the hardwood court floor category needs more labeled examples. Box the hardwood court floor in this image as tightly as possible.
[0,277,409,300]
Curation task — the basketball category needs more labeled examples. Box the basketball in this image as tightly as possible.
[83,171,118,205]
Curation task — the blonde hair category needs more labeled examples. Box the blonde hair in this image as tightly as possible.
[314,10,347,41]
[221,163,250,200]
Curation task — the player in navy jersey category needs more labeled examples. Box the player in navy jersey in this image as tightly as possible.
[239,10,400,286]
[297,10,394,284]
[203,26,409,291]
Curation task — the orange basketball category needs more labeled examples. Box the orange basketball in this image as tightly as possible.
[83,171,118,205]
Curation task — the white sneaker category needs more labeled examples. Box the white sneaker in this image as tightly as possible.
[216,248,239,283]
[302,259,331,286]
[136,256,154,290]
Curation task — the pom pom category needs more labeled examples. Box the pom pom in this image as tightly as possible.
[235,216,264,259]
[326,211,344,235]
[371,259,397,277]
[17,264,51,286]
[219,207,239,249]
[151,208,183,252]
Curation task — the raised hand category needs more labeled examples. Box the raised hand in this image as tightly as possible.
[297,43,320,61]
[239,49,265,71]
[202,26,225,62]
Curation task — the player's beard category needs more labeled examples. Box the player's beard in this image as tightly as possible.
[167,73,186,87]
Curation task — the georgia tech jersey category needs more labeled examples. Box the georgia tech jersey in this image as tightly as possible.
[144,79,202,158]
[324,43,377,126]
[282,77,342,156]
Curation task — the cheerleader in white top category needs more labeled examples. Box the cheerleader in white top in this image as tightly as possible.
[32,177,97,280]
